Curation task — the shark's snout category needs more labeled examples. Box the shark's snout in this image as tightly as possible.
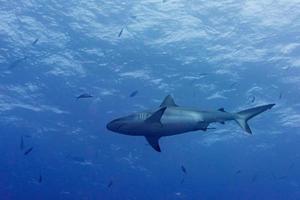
[106,121,113,131]
[106,118,125,132]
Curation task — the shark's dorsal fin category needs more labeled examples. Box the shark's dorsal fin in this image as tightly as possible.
[160,95,178,107]
[218,108,226,112]
[145,136,161,152]
[145,107,167,124]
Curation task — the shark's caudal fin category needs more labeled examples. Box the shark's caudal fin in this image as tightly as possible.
[235,104,275,134]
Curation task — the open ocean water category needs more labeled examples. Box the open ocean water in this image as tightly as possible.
[0,0,300,199]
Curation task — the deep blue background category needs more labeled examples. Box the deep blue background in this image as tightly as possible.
[0,0,300,199]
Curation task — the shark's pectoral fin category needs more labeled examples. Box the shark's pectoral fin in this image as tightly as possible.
[145,107,167,124]
[145,136,161,152]
[160,95,178,107]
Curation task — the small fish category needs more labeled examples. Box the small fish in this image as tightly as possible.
[129,90,138,97]
[118,28,124,37]
[107,180,113,188]
[38,174,42,183]
[279,92,282,99]
[230,82,237,88]
[76,93,93,100]
[236,170,241,174]
[20,136,24,150]
[24,147,33,155]
[181,165,187,174]
[198,73,208,77]
[32,38,39,45]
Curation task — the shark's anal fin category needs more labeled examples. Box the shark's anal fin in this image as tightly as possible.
[145,107,167,124]
[145,136,161,152]
[160,95,178,107]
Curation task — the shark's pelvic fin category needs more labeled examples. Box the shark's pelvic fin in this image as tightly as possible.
[160,95,178,107]
[145,107,167,124]
[145,136,161,152]
[235,104,275,134]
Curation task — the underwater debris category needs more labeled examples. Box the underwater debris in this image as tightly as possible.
[129,90,138,97]
[118,28,124,37]
[76,93,93,100]
[24,147,33,155]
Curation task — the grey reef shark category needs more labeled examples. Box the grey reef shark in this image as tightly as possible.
[107,95,275,152]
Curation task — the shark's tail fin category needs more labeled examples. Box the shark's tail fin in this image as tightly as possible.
[234,104,275,134]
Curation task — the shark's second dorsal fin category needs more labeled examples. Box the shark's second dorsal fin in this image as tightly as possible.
[145,136,161,152]
[145,107,167,124]
[160,95,178,107]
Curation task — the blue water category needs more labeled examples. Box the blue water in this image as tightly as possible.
[1,0,300,199]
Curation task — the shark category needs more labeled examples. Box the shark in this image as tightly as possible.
[106,95,275,152]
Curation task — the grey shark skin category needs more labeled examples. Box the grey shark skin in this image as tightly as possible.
[106,95,275,152]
